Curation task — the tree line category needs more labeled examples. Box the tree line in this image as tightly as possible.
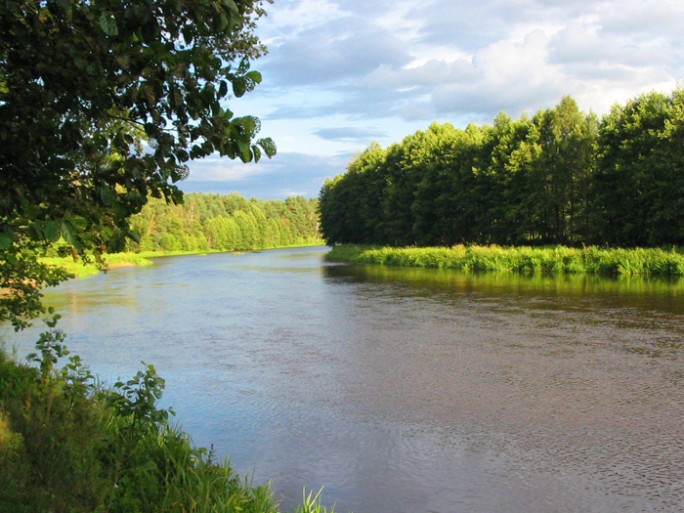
[124,193,321,252]
[319,90,684,248]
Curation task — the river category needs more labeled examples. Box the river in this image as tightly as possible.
[3,246,684,513]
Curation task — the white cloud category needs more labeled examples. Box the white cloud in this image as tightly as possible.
[184,152,352,199]
[191,0,684,198]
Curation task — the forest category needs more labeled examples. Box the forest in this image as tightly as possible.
[319,90,684,248]
[124,193,321,253]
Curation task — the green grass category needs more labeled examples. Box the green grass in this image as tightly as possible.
[327,244,684,277]
[40,253,155,278]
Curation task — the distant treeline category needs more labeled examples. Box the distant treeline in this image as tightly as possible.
[319,90,684,248]
[125,193,321,252]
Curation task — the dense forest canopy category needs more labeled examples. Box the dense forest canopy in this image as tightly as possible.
[125,193,321,252]
[319,91,684,248]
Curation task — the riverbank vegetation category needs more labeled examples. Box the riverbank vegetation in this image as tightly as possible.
[0,322,335,513]
[39,253,156,278]
[125,194,322,253]
[319,90,684,249]
[328,245,684,277]
[37,193,322,278]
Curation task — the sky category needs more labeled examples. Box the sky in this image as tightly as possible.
[180,0,684,199]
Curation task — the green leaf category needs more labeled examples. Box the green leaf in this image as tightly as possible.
[43,221,61,242]
[245,70,262,84]
[99,186,117,206]
[232,77,247,98]
[235,116,257,134]
[0,232,12,250]
[252,145,262,163]
[61,222,77,247]
[127,229,142,243]
[236,139,251,162]
[257,137,277,158]
[222,0,239,14]
[98,13,118,36]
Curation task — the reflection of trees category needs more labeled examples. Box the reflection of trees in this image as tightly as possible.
[323,263,684,314]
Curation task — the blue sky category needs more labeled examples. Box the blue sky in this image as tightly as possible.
[180,0,684,199]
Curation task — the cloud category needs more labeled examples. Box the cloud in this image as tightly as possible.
[204,0,684,198]
[313,127,387,143]
[182,152,353,199]
[262,15,410,87]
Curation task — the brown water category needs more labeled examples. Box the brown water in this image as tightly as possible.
[3,247,684,513]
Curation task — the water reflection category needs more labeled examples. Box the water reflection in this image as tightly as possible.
[2,247,684,513]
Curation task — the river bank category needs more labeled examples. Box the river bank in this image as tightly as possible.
[326,244,684,277]
[40,241,326,279]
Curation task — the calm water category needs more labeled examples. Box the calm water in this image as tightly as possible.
[3,246,684,513]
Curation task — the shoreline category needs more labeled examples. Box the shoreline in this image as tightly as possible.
[326,244,684,278]
[41,241,327,279]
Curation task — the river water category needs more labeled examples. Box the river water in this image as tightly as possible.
[3,246,684,513]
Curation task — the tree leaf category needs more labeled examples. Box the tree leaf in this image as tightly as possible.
[222,0,239,14]
[245,70,262,84]
[127,229,142,243]
[0,232,12,250]
[43,221,61,242]
[99,186,117,206]
[252,144,262,163]
[232,77,247,98]
[257,137,277,158]
[98,13,118,36]
[61,222,77,247]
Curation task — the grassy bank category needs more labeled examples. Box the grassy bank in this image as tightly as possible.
[0,335,335,513]
[40,253,156,278]
[41,241,326,279]
[327,244,684,277]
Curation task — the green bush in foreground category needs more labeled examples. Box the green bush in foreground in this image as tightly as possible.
[0,317,335,513]
[327,244,684,277]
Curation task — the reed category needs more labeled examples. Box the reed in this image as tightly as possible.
[327,244,684,277]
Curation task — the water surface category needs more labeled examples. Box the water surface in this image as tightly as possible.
[3,247,684,513]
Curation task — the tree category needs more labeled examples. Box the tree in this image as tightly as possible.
[594,90,684,246]
[319,144,388,246]
[1,0,275,328]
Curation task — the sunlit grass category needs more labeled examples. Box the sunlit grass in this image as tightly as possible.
[327,244,684,277]
[39,253,155,278]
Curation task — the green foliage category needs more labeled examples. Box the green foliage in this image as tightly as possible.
[126,193,323,253]
[319,90,684,249]
[328,244,684,277]
[0,242,71,331]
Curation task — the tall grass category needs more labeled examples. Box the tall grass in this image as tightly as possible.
[327,244,684,277]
